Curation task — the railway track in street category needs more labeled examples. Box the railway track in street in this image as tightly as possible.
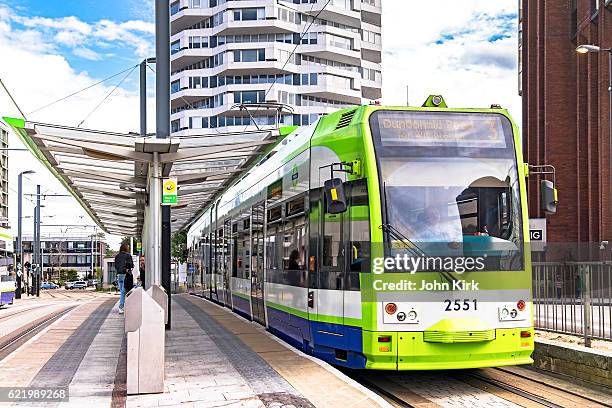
[0,303,48,322]
[0,305,77,361]
[350,366,611,408]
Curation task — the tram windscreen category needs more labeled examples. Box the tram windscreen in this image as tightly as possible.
[369,110,524,271]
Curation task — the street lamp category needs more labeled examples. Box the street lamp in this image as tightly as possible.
[576,44,612,241]
[17,170,34,299]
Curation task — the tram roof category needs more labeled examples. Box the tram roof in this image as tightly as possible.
[3,117,277,236]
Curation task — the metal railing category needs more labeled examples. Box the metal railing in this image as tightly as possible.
[532,262,612,345]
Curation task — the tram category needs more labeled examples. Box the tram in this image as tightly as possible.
[0,275,16,307]
[187,96,541,370]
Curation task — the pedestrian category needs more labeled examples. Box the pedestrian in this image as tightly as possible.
[139,255,145,288]
[114,243,134,314]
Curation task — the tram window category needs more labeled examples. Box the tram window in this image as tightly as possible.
[323,213,342,267]
[266,221,283,270]
[283,218,306,270]
[286,195,305,216]
[349,180,370,274]
[268,205,282,223]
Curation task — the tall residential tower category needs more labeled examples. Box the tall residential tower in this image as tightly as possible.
[169,0,382,135]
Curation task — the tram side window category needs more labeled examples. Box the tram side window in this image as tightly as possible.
[349,180,370,274]
[322,212,342,268]
[231,222,238,278]
[266,206,283,271]
[283,195,307,273]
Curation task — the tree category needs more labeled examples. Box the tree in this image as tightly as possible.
[120,236,141,255]
[171,230,187,263]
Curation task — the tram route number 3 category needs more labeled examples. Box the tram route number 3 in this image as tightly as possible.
[444,299,478,311]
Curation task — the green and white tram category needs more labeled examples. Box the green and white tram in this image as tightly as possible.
[187,97,537,370]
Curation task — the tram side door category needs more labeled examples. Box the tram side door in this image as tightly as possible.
[311,169,345,337]
[250,202,266,325]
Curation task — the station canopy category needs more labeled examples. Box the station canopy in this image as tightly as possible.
[3,117,276,236]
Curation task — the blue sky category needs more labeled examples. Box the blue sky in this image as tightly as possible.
[0,0,154,90]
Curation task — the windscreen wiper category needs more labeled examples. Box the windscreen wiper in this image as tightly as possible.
[378,223,457,285]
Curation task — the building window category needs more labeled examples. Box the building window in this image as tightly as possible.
[233,8,265,21]
[171,40,181,55]
[170,1,180,15]
[189,36,208,49]
[233,49,265,62]
[234,90,265,104]
[172,120,181,133]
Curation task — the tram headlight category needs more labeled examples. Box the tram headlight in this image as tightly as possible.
[510,309,518,318]
[501,308,509,318]
[408,310,417,320]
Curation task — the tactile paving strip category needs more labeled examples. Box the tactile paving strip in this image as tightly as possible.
[28,298,115,388]
[175,296,314,407]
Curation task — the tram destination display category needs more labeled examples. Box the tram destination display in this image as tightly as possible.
[374,111,508,149]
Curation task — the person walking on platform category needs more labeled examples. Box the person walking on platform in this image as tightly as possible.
[115,243,134,314]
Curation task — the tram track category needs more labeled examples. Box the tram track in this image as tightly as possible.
[490,367,611,407]
[0,305,77,361]
[351,366,609,408]
[0,303,48,322]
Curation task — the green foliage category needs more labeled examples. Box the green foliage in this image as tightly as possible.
[66,269,78,282]
[171,230,187,263]
[120,236,141,255]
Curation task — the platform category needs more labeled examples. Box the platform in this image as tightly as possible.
[0,293,386,408]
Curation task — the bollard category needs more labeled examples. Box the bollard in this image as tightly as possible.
[124,287,165,394]
[147,284,168,324]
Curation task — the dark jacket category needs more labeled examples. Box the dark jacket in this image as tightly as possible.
[114,251,134,274]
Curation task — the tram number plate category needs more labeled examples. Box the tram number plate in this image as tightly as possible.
[444,299,477,311]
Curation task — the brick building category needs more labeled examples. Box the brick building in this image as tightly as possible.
[520,1,612,245]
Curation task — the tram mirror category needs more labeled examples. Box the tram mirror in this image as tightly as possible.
[540,179,557,214]
[324,178,347,214]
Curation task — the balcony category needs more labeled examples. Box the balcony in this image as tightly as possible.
[360,0,381,26]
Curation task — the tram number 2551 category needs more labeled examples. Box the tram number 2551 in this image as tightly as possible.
[444,299,478,311]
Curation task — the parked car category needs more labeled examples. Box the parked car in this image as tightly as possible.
[87,279,99,287]
[64,281,75,290]
[41,282,59,289]
[72,281,87,290]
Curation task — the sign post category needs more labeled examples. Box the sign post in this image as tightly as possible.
[162,178,177,205]
[529,218,547,252]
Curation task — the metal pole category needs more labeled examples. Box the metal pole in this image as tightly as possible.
[16,173,22,299]
[35,185,40,297]
[140,60,147,138]
[90,234,94,279]
[583,265,592,347]
[156,0,172,329]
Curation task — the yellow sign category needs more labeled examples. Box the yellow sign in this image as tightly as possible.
[162,178,178,205]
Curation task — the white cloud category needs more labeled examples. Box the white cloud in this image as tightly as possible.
[381,1,521,125]
[72,46,103,61]
[0,7,156,250]
[2,6,153,59]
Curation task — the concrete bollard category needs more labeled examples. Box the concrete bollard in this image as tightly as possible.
[124,287,165,394]
[146,284,168,324]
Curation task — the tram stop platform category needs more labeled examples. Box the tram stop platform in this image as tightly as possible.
[0,293,386,408]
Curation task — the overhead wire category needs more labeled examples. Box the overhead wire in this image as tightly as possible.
[0,77,28,120]
[242,0,333,132]
[145,62,224,135]
[76,64,139,128]
[27,63,140,116]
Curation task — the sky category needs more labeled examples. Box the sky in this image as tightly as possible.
[0,0,521,250]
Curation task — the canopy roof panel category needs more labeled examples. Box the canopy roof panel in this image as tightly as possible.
[3,117,275,236]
